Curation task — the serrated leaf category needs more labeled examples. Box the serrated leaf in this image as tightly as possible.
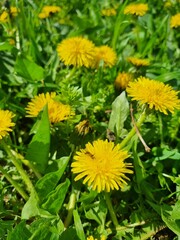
[108,91,129,137]
[26,106,50,173]
[73,209,86,240]
[15,55,44,81]
[35,156,70,200]
[42,178,70,214]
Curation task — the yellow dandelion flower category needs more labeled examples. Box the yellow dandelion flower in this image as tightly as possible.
[127,57,150,67]
[0,110,15,139]
[115,72,133,90]
[26,92,74,123]
[38,5,61,19]
[124,3,148,16]
[57,37,95,67]
[75,120,91,136]
[126,77,180,114]
[170,13,180,28]
[71,139,133,193]
[87,236,106,240]
[10,7,19,17]
[101,8,117,16]
[0,11,9,23]
[92,45,117,68]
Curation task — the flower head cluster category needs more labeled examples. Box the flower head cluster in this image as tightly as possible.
[71,139,133,193]
[38,6,61,19]
[115,72,133,89]
[127,57,150,67]
[26,92,74,123]
[101,8,117,16]
[57,37,95,68]
[92,45,117,68]
[0,7,19,23]
[170,13,180,28]
[126,77,180,114]
[124,3,148,16]
[0,110,15,139]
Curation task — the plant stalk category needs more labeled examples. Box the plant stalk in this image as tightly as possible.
[104,192,119,227]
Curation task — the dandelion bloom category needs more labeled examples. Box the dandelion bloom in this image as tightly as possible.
[124,3,148,16]
[57,37,95,67]
[127,57,150,67]
[92,45,117,68]
[170,13,180,28]
[87,236,106,240]
[26,92,74,123]
[0,7,19,23]
[115,72,133,89]
[101,8,117,16]
[71,139,133,193]
[38,6,61,19]
[126,77,180,114]
[75,120,91,136]
[0,110,15,139]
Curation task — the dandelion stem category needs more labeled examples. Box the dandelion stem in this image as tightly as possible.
[64,189,77,228]
[1,140,37,195]
[104,192,119,227]
[0,164,28,201]
[119,107,147,149]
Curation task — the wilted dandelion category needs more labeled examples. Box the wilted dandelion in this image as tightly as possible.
[57,37,95,67]
[0,110,15,139]
[126,77,180,114]
[101,8,117,16]
[92,45,117,68]
[71,139,133,193]
[26,92,74,123]
[75,120,91,136]
[115,72,133,89]
[127,57,150,67]
[38,6,61,19]
[124,3,148,16]
[170,13,180,28]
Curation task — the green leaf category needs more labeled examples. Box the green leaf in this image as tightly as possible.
[59,227,80,240]
[42,178,70,214]
[161,202,180,235]
[73,209,86,240]
[108,91,129,138]
[26,105,50,173]
[0,220,14,239]
[36,156,70,200]
[0,42,14,51]
[7,220,31,240]
[15,55,44,81]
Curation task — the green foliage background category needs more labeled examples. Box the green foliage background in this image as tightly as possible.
[0,0,180,239]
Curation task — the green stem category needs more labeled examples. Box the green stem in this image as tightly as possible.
[104,192,119,227]
[1,140,37,195]
[64,190,77,228]
[0,164,28,201]
[158,113,164,147]
[119,107,147,149]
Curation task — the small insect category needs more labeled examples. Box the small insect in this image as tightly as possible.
[85,151,95,159]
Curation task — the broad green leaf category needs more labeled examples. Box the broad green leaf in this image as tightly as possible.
[108,91,129,138]
[29,218,52,240]
[73,209,86,240]
[36,156,70,200]
[15,55,44,81]
[0,220,14,239]
[0,42,14,51]
[21,191,40,219]
[7,220,31,240]
[26,106,50,173]
[42,178,70,214]
[59,227,80,240]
